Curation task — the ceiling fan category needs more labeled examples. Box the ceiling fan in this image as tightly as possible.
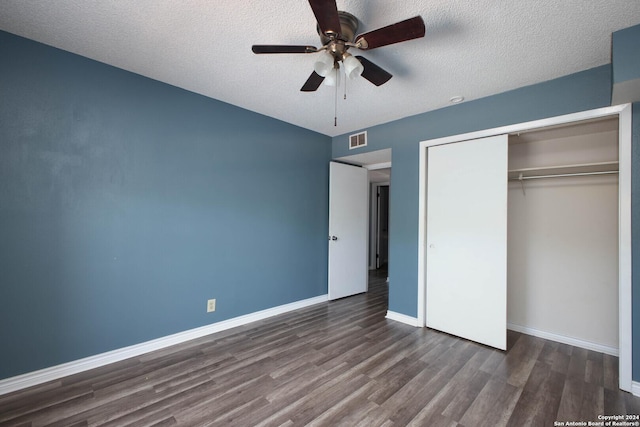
[251,0,426,92]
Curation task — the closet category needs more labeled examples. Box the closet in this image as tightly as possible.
[506,117,619,354]
[425,117,619,352]
[419,106,631,392]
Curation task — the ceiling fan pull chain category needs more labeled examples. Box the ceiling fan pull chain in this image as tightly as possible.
[344,72,347,100]
[334,74,338,126]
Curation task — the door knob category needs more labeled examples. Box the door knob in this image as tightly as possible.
[329,235,338,241]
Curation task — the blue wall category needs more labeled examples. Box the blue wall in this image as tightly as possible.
[0,31,331,380]
[332,65,613,317]
[332,65,640,381]
[613,24,640,84]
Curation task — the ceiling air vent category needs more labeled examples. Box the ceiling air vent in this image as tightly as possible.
[349,131,367,150]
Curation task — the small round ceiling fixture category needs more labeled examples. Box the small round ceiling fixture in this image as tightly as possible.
[449,95,465,104]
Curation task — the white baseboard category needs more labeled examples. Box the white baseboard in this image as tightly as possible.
[631,381,640,397]
[386,310,420,327]
[507,322,619,356]
[0,294,328,396]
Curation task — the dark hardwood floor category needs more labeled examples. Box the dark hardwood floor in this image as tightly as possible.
[1,270,639,426]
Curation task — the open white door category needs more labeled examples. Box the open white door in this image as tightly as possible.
[426,135,508,350]
[328,162,368,300]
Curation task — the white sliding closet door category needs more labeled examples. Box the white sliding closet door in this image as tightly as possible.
[426,134,508,350]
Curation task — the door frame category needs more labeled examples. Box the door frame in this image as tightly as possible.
[417,104,633,392]
[375,184,390,269]
[370,181,390,269]
[333,150,392,271]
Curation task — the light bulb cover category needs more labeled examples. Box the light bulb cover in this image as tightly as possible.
[324,67,338,86]
[314,51,335,77]
[342,54,363,80]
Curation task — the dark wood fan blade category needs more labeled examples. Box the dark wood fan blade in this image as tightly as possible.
[252,45,318,54]
[300,71,325,92]
[308,0,341,36]
[355,56,392,86]
[355,16,425,50]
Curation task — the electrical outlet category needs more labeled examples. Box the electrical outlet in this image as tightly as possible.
[207,299,216,313]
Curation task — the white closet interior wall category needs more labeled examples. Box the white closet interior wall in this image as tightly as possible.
[507,118,619,352]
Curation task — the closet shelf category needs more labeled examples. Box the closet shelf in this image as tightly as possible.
[508,161,618,181]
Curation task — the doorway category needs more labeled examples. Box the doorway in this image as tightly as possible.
[376,185,389,271]
[369,174,390,273]
[334,148,392,289]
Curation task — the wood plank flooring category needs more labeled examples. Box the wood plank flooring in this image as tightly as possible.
[1,270,639,426]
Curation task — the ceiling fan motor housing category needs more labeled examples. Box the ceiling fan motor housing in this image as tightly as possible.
[317,11,359,44]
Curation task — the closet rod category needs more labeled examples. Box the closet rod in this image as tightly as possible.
[511,170,618,181]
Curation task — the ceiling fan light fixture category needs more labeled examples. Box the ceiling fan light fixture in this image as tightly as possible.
[342,53,363,80]
[314,50,335,77]
[324,65,339,86]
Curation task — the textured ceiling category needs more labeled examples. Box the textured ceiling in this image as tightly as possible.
[1,1,639,137]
